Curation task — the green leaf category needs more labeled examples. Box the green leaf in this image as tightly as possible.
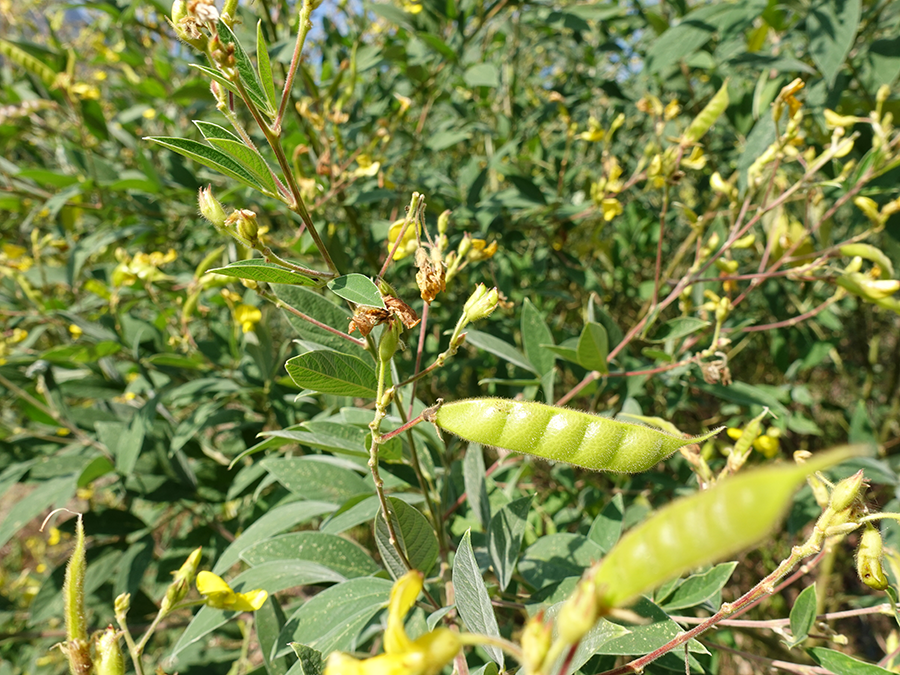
[463,444,491,529]
[217,19,275,117]
[465,330,536,373]
[261,457,372,503]
[169,562,343,665]
[647,317,710,343]
[286,644,323,675]
[209,259,319,286]
[286,642,325,675]
[285,350,378,397]
[277,578,394,657]
[488,496,532,591]
[189,63,241,97]
[213,501,337,574]
[453,530,504,667]
[787,583,818,647]
[146,136,276,195]
[205,137,280,195]
[595,597,706,656]
[257,21,277,111]
[519,534,605,589]
[257,596,291,675]
[240,531,380,578]
[326,274,385,308]
[588,493,624,554]
[540,339,580,364]
[0,477,77,550]
[808,0,861,87]
[274,286,369,359]
[521,298,555,376]
[464,63,500,87]
[375,497,439,578]
[657,562,737,611]
[576,322,609,373]
[810,647,895,675]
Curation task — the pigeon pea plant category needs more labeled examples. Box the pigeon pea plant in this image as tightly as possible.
[4,0,900,674]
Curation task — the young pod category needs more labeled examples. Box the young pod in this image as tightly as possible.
[856,525,889,591]
[428,398,722,473]
[590,447,859,610]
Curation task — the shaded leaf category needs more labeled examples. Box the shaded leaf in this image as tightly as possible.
[453,530,503,666]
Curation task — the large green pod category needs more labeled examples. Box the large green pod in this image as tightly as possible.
[430,398,721,473]
[592,447,859,609]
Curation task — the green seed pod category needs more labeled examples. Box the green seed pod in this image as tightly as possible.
[856,525,889,591]
[429,398,722,473]
[65,515,87,642]
[591,447,858,610]
[378,318,402,363]
[839,243,894,278]
[62,514,92,675]
[683,81,729,144]
[94,626,125,675]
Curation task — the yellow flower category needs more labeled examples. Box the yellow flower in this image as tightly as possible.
[577,116,605,142]
[196,571,267,612]
[387,218,419,261]
[142,108,157,120]
[324,571,461,675]
[111,248,177,287]
[69,324,83,339]
[600,198,623,222]
[401,0,422,13]
[466,239,498,262]
[682,146,707,170]
[234,305,262,333]
[353,155,382,177]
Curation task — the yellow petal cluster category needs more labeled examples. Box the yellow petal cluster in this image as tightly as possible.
[324,571,461,675]
[196,571,267,612]
[234,305,262,333]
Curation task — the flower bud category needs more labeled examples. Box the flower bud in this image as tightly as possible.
[198,186,227,229]
[114,592,131,621]
[171,0,188,23]
[857,525,889,591]
[854,196,885,228]
[224,209,259,247]
[462,284,499,323]
[378,318,402,362]
[557,579,600,645]
[521,611,552,674]
[94,626,125,675]
[65,515,87,643]
[457,233,473,259]
[161,547,203,614]
[437,209,451,235]
[830,470,865,512]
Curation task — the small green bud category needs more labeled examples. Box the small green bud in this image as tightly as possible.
[161,547,203,614]
[224,209,259,247]
[829,470,865,512]
[198,186,227,229]
[462,284,499,323]
[378,319,402,362]
[113,593,131,623]
[857,525,889,591]
[457,233,473,259]
[94,626,125,675]
[171,0,188,23]
[377,278,398,297]
[557,579,599,645]
[521,611,552,674]
[437,209,451,235]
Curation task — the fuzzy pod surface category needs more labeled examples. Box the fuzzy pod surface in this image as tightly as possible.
[432,398,721,473]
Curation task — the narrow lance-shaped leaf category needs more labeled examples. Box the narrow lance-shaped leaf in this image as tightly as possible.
[217,19,275,118]
[257,21,277,111]
[145,137,277,196]
[592,447,859,609]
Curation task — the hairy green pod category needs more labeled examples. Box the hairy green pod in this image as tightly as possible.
[592,447,859,610]
[430,398,722,473]
[0,39,58,88]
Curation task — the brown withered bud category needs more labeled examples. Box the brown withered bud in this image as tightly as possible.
[385,295,420,329]
[348,306,391,337]
[415,248,445,304]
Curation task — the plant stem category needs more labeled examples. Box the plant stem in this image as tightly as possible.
[258,244,334,278]
[275,0,314,131]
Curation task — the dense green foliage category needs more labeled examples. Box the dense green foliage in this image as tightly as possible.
[2,0,900,673]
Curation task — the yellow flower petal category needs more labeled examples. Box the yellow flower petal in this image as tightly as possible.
[385,570,422,653]
[196,571,267,611]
